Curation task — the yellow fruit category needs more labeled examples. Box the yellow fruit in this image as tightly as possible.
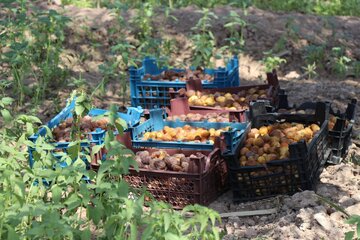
[259,126,268,136]
[205,97,215,106]
[311,124,320,133]
[224,93,233,99]
[257,156,267,164]
[240,147,250,155]
[216,96,226,103]
[254,137,265,147]
[188,96,198,105]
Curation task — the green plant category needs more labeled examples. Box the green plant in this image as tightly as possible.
[191,8,218,68]
[0,91,222,239]
[304,45,326,69]
[302,62,317,79]
[224,10,247,57]
[352,61,360,78]
[331,47,352,77]
[0,2,70,105]
[262,52,287,72]
[345,215,360,240]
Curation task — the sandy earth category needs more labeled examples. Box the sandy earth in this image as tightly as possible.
[4,2,360,239]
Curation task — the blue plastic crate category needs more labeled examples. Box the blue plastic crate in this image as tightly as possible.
[129,56,240,109]
[130,109,248,151]
[28,100,143,168]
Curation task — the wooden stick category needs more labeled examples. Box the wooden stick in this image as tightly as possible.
[220,208,278,218]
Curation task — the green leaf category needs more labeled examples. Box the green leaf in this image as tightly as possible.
[1,109,12,123]
[1,97,14,105]
[345,231,354,240]
[88,205,103,225]
[6,225,19,240]
[130,223,137,240]
[91,144,104,156]
[118,180,129,198]
[75,105,85,116]
[81,228,91,240]
[164,213,171,232]
[346,215,360,224]
[51,185,62,204]
[64,193,81,211]
[163,232,181,240]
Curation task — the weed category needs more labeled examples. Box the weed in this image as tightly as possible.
[262,52,287,72]
[224,10,247,57]
[1,2,70,105]
[302,62,317,79]
[191,8,218,68]
[331,47,352,77]
[304,45,326,69]
[352,61,360,78]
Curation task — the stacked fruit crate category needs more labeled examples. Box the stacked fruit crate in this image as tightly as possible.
[29,55,357,207]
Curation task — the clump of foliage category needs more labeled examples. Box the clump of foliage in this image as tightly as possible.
[0,92,221,239]
[330,47,352,77]
[262,51,287,72]
[191,8,218,68]
[224,10,247,57]
[0,1,70,105]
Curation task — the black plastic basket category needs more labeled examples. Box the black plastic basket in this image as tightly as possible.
[275,91,357,164]
[223,102,330,202]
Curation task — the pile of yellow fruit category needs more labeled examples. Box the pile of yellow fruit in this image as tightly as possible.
[186,87,269,110]
[239,123,321,166]
[166,112,230,122]
[142,125,230,143]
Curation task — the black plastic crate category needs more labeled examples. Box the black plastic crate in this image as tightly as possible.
[276,92,357,164]
[223,102,330,202]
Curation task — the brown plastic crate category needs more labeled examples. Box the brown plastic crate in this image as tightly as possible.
[124,148,229,209]
[169,71,280,122]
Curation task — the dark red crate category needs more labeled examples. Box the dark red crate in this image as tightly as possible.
[93,148,229,209]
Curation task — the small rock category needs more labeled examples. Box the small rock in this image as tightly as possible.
[289,191,319,209]
[225,225,235,235]
[339,195,357,208]
[314,205,327,213]
[351,193,360,201]
[244,228,257,238]
[260,216,268,222]
[314,212,334,231]
[233,221,240,229]
[346,203,360,215]
[330,211,345,223]
[297,208,314,230]
[246,219,256,226]
[284,71,300,79]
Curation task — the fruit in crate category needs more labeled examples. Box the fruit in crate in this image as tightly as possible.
[166,112,230,122]
[328,114,349,130]
[185,87,269,110]
[52,116,109,142]
[239,123,321,166]
[143,68,213,82]
[142,125,230,143]
[134,150,206,172]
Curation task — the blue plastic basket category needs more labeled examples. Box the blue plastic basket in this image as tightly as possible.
[129,56,240,109]
[130,109,248,151]
[28,100,143,168]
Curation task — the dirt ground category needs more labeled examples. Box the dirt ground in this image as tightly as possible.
[20,2,360,239]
